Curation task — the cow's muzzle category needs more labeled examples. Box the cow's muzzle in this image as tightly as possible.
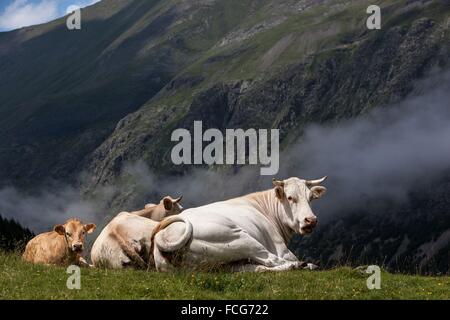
[301,217,317,234]
[72,243,83,252]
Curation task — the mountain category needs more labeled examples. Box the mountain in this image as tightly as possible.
[0,0,449,273]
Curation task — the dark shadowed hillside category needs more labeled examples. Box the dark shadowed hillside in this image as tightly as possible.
[0,215,34,252]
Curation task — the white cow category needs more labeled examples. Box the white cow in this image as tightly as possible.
[152,177,327,272]
[91,196,183,269]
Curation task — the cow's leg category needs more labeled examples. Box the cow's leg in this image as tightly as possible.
[111,232,147,269]
[254,262,319,272]
[230,263,295,272]
[230,261,310,272]
[201,232,297,271]
[250,253,318,272]
[239,235,301,268]
[185,230,287,269]
[226,233,321,272]
[230,264,262,272]
[248,250,291,268]
[254,261,306,272]
[76,255,92,268]
[277,248,319,270]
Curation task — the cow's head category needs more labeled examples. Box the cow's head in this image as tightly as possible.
[54,218,96,253]
[143,196,183,221]
[160,195,184,217]
[273,176,327,235]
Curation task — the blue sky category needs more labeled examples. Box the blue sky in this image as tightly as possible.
[0,0,101,31]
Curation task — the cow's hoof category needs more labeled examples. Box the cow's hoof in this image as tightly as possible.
[303,263,319,270]
[255,266,268,273]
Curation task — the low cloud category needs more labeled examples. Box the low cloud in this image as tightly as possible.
[0,183,115,234]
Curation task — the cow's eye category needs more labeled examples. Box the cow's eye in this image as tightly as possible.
[66,232,71,237]
[287,196,293,201]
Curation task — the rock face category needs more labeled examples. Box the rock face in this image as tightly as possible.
[0,0,449,273]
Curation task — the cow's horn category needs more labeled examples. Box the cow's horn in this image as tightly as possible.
[174,195,183,203]
[272,178,284,187]
[306,176,327,187]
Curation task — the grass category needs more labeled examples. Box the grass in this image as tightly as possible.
[0,253,448,300]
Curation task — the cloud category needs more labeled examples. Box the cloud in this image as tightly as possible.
[0,0,102,31]
[0,182,116,234]
[0,0,58,31]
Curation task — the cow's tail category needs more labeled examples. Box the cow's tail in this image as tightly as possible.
[151,215,192,253]
[110,232,147,269]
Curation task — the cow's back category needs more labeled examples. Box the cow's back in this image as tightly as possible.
[179,199,284,250]
[22,231,67,265]
[180,201,270,234]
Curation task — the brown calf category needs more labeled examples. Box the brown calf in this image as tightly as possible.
[22,218,96,266]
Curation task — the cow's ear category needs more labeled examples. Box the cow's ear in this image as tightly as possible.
[54,224,65,235]
[163,197,173,210]
[310,186,327,200]
[272,178,285,187]
[274,186,285,199]
[84,223,96,234]
[273,178,285,199]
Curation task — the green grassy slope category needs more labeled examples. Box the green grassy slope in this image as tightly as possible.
[1,253,448,299]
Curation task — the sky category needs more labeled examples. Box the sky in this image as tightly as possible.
[0,0,101,31]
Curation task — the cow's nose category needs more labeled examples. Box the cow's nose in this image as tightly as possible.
[73,243,83,251]
[304,217,317,227]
